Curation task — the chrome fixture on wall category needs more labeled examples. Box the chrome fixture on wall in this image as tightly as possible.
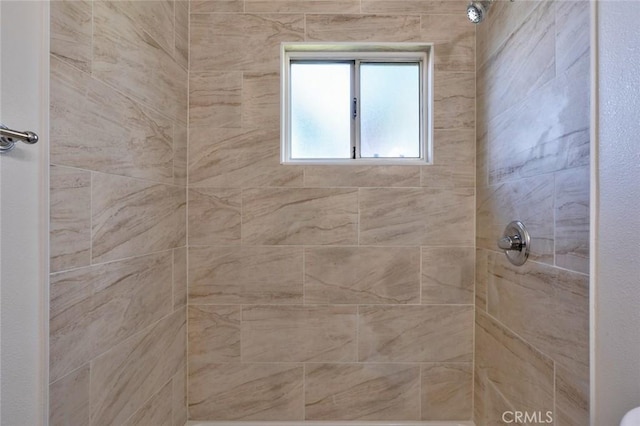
[0,123,39,153]
[497,221,530,266]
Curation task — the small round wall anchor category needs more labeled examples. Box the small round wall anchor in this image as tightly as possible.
[497,221,530,266]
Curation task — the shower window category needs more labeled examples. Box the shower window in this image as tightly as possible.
[281,43,433,165]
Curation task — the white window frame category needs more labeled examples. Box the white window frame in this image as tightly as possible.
[281,42,434,165]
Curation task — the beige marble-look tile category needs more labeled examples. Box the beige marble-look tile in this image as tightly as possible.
[359,188,474,246]
[476,175,554,264]
[486,251,590,372]
[434,72,475,130]
[174,0,189,70]
[189,127,303,187]
[474,368,517,426]
[556,362,589,426]
[475,310,554,417]
[358,305,473,362]
[173,123,188,186]
[421,130,475,189]
[305,246,420,304]
[305,363,420,420]
[49,365,90,426]
[305,165,421,188]
[556,0,590,75]
[189,246,303,304]
[50,252,173,382]
[172,364,188,426]
[90,309,185,426]
[93,1,187,123]
[477,0,555,121]
[485,60,590,185]
[110,0,175,57]
[188,363,304,420]
[50,0,92,72]
[190,0,244,13]
[555,166,590,274]
[189,305,240,366]
[242,72,280,129]
[50,166,91,273]
[246,0,360,13]
[362,0,467,14]
[421,363,472,421]
[188,188,241,246]
[306,14,421,42]
[422,247,474,304]
[243,188,358,245]
[51,57,174,184]
[242,305,357,362]
[91,173,186,263]
[421,14,475,72]
[173,247,187,309]
[189,72,242,128]
[475,248,488,311]
[190,13,304,72]
[122,380,172,426]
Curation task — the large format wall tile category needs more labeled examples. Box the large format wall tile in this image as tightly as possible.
[555,166,590,274]
[360,188,474,246]
[50,252,173,382]
[172,365,188,426]
[422,247,474,304]
[476,175,554,264]
[477,0,555,121]
[189,305,241,366]
[90,310,185,426]
[422,129,475,189]
[358,305,473,362]
[242,72,280,129]
[433,72,475,129]
[242,188,358,245]
[49,365,90,426]
[485,60,589,185]
[122,381,172,426]
[189,127,303,187]
[486,252,589,371]
[420,14,474,72]
[556,362,589,426]
[175,1,189,70]
[189,246,303,304]
[242,305,357,362]
[555,0,590,75]
[362,0,467,14]
[246,0,360,13]
[173,124,188,186]
[421,363,472,420]
[190,13,304,72]
[306,14,421,42]
[188,363,304,420]
[93,1,187,122]
[51,57,175,184]
[305,165,420,188]
[50,166,91,273]
[188,188,242,246]
[50,0,92,72]
[304,246,420,304]
[189,72,242,129]
[475,310,554,419]
[109,0,175,57]
[191,0,243,13]
[305,363,420,420]
[91,173,186,263]
[173,248,187,309]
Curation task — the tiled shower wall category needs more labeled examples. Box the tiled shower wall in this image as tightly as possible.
[187,0,476,421]
[48,1,188,425]
[474,1,590,425]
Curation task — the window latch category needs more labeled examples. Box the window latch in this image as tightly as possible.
[352,97,357,119]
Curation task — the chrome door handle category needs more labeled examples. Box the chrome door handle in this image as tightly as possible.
[0,123,39,153]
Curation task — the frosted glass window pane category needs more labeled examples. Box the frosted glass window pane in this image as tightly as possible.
[290,62,352,159]
[360,63,420,158]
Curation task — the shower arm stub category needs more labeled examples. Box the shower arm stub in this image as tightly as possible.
[497,221,530,266]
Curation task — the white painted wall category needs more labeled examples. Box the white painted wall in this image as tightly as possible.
[592,1,640,424]
[0,1,49,424]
